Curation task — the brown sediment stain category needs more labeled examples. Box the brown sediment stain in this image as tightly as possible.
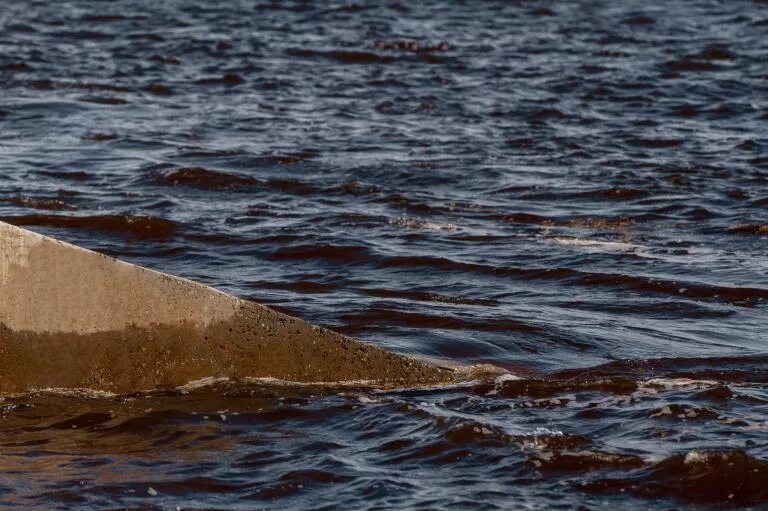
[0,301,455,394]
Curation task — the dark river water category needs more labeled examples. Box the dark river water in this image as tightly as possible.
[1,0,768,509]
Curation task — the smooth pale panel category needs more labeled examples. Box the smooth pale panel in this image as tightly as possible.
[0,221,241,334]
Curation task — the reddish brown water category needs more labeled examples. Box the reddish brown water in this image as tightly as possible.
[1,0,767,509]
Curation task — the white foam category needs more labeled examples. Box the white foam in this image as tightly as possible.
[549,237,639,252]
[177,376,231,391]
[30,387,118,399]
[684,450,710,464]
[390,217,458,231]
[642,377,718,390]
[495,373,522,383]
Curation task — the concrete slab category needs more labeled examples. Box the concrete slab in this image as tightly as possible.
[0,221,495,393]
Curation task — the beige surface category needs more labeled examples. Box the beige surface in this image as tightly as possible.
[0,221,492,393]
[0,221,239,334]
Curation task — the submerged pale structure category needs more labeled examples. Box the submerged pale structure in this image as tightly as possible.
[0,221,476,393]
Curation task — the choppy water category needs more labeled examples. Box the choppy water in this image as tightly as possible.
[1,0,767,509]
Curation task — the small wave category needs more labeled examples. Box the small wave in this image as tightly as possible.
[145,83,173,95]
[517,428,590,451]
[259,150,319,165]
[176,147,247,158]
[28,79,130,92]
[664,58,721,72]
[518,187,650,201]
[37,170,91,181]
[0,214,179,239]
[270,244,372,262]
[570,272,767,306]
[79,14,147,23]
[489,377,639,399]
[369,40,452,53]
[329,180,380,196]
[528,450,645,474]
[287,48,395,64]
[195,73,246,86]
[265,178,321,195]
[552,355,768,383]
[527,108,570,123]
[8,196,77,211]
[153,167,259,190]
[622,15,655,25]
[358,287,497,306]
[559,299,735,319]
[529,7,557,16]
[377,254,768,306]
[252,280,343,294]
[78,96,129,105]
[695,45,737,61]
[499,212,636,229]
[1,62,32,72]
[338,306,543,333]
[628,138,683,148]
[648,403,718,420]
[287,47,451,65]
[378,195,440,214]
[81,132,118,141]
[583,450,768,507]
[149,54,181,65]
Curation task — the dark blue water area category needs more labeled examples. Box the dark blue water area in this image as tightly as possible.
[1,0,768,509]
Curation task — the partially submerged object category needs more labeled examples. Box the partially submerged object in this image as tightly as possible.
[0,221,493,393]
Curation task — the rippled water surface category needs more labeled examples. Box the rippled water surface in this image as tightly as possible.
[1,0,768,509]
